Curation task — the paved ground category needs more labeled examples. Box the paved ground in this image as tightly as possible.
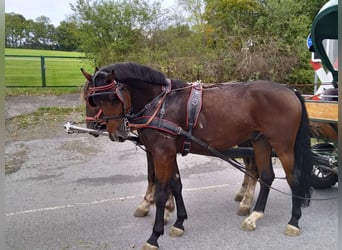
[5,94,81,119]
[5,95,338,250]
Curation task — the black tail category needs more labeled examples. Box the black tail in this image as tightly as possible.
[293,91,313,207]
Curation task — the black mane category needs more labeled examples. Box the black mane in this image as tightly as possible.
[95,62,188,89]
[97,62,168,86]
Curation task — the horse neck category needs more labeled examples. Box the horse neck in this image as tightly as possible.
[127,83,166,114]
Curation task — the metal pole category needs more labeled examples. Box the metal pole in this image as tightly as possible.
[40,56,46,87]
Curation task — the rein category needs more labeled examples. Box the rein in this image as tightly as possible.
[126,78,172,130]
[128,92,168,130]
[131,117,337,201]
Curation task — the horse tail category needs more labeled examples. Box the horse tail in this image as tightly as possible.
[293,91,313,207]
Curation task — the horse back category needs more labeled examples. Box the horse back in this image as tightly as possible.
[189,81,302,150]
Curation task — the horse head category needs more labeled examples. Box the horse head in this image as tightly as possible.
[80,68,107,137]
[81,68,132,142]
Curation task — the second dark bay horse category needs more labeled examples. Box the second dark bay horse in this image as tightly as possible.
[82,62,312,250]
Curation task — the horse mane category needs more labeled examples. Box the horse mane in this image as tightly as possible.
[98,62,170,87]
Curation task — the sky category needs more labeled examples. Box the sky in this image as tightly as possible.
[5,0,174,27]
[5,0,78,26]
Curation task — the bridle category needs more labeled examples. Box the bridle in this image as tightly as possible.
[86,75,173,133]
[85,109,105,130]
[86,80,131,121]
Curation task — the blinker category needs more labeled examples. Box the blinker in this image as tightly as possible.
[87,91,116,107]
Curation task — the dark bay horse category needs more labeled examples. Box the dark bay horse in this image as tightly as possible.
[82,81,175,222]
[82,80,258,220]
[82,62,312,250]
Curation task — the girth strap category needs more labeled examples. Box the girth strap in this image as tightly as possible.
[183,82,203,156]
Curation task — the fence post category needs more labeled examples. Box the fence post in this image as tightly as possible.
[40,56,46,87]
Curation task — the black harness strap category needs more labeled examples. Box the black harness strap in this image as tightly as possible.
[182,82,203,156]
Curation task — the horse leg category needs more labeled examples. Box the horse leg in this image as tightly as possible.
[234,141,253,202]
[143,153,186,250]
[236,157,258,216]
[169,168,188,237]
[143,180,170,250]
[278,151,309,237]
[234,141,258,215]
[134,151,156,218]
[281,93,312,236]
[134,151,175,224]
[234,159,249,202]
[241,137,273,231]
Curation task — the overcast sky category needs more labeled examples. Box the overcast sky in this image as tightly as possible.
[5,0,174,26]
[5,0,78,26]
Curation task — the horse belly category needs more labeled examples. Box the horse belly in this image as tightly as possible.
[192,111,254,152]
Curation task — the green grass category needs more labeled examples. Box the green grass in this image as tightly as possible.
[5,48,85,57]
[5,87,82,96]
[5,48,94,88]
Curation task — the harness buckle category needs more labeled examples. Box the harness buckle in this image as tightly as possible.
[145,103,151,110]
[175,127,182,135]
[123,117,130,133]
[182,141,191,156]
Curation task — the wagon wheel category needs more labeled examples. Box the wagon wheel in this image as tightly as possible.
[311,143,338,189]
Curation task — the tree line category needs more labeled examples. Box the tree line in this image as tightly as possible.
[5,13,80,51]
[5,0,327,89]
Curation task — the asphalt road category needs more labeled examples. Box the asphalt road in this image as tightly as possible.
[5,133,338,250]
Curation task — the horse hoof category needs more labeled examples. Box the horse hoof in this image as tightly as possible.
[134,207,149,217]
[169,226,184,237]
[234,193,244,202]
[237,206,250,216]
[284,224,300,236]
[240,219,256,231]
[240,211,264,231]
[142,243,158,250]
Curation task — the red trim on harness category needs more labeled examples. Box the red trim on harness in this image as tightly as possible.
[85,109,104,122]
[88,81,116,92]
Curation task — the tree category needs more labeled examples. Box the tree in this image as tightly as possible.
[28,16,56,49]
[70,0,161,65]
[201,0,327,83]
[55,20,82,51]
[5,13,27,47]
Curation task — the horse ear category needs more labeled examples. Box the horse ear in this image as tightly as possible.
[106,69,116,82]
[81,68,92,82]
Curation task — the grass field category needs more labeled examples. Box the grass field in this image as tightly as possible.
[5,48,86,57]
[5,48,94,88]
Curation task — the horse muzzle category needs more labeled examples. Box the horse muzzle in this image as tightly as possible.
[108,131,128,142]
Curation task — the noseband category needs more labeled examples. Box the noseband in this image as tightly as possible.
[85,109,106,129]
